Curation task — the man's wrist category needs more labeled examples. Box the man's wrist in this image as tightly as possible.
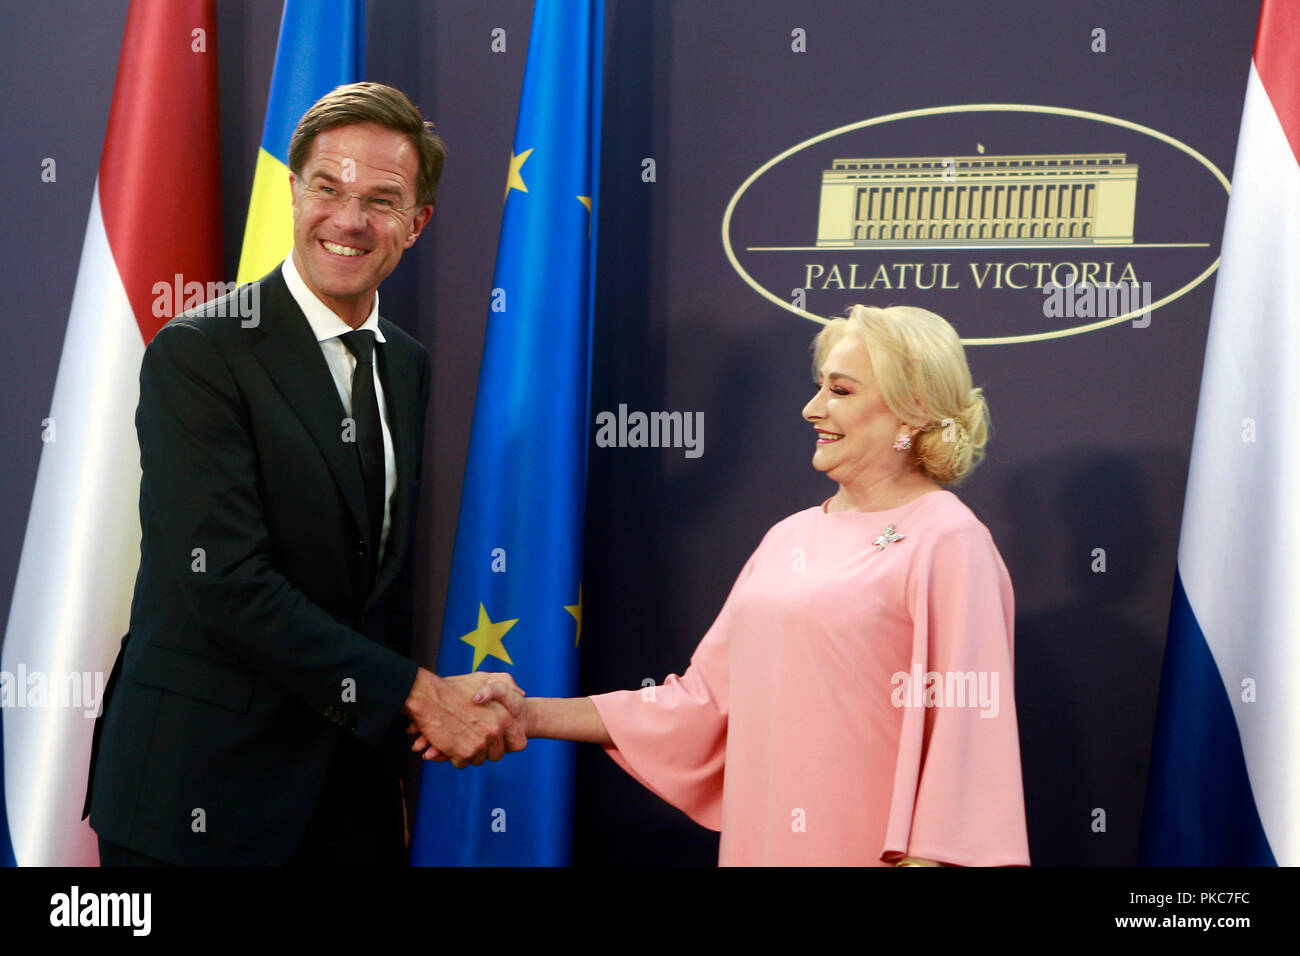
[402,667,437,718]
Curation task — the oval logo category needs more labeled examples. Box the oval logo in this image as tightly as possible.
[721,104,1228,345]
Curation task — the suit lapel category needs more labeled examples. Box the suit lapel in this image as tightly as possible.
[251,269,371,570]
[370,319,417,607]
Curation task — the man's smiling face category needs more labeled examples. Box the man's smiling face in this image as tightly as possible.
[289,121,433,327]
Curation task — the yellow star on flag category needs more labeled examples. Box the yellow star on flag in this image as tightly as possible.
[577,196,592,236]
[565,584,583,647]
[460,603,518,671]
[504,147,534,201]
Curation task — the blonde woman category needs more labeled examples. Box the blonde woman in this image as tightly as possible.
[418,305,1030,867]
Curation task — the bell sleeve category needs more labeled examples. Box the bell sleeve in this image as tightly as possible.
[588,553,757,831]
[880,520,1031,866]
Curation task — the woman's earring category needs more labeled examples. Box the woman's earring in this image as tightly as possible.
[892,433,912,452]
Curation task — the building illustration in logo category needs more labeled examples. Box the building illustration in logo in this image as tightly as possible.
[815,153,1138,247]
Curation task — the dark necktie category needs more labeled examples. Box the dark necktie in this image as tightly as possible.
[339,330,384,587]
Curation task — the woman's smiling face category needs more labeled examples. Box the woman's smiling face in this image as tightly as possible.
[802,336,908,484]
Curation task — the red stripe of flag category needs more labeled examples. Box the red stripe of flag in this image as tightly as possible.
[1254,0,1300,166]
[98,0,224,344]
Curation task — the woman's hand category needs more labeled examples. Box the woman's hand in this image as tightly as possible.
[407,672,527,764]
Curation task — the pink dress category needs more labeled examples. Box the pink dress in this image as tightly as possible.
[589,490,1030,866]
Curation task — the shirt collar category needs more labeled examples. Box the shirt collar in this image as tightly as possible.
[282,249,386,344]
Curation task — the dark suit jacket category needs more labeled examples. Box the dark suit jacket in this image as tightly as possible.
[83,265,427,865]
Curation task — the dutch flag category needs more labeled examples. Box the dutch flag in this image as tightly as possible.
[0,0,222,865]
[1141,0,1300,866]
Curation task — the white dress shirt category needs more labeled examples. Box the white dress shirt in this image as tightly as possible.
[282,251,397,567]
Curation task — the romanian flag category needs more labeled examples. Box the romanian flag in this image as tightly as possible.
[1140,0,1300,866]
[410,0,604,866]
[236,0,365,283]
[1,0,222,866]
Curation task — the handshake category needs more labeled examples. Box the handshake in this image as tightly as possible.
[401,667,527,769]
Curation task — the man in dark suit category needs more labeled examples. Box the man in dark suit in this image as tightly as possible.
[84,82,523,866]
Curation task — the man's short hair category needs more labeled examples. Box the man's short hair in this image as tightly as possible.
[288,82,446,208]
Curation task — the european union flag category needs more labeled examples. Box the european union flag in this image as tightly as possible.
[410,0,603,866]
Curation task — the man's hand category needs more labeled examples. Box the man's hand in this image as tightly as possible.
[408,673,528,764]
[401,668,526,769]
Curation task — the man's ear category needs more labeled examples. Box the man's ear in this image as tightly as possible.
[405,203,434,247]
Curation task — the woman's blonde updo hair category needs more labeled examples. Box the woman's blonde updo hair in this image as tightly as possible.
[812,305,990,485]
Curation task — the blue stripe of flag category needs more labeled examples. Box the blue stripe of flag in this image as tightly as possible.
[1139,571,1275,865]
[261,0,365,163]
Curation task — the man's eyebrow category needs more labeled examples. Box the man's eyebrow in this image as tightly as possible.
[306,171,404,197]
